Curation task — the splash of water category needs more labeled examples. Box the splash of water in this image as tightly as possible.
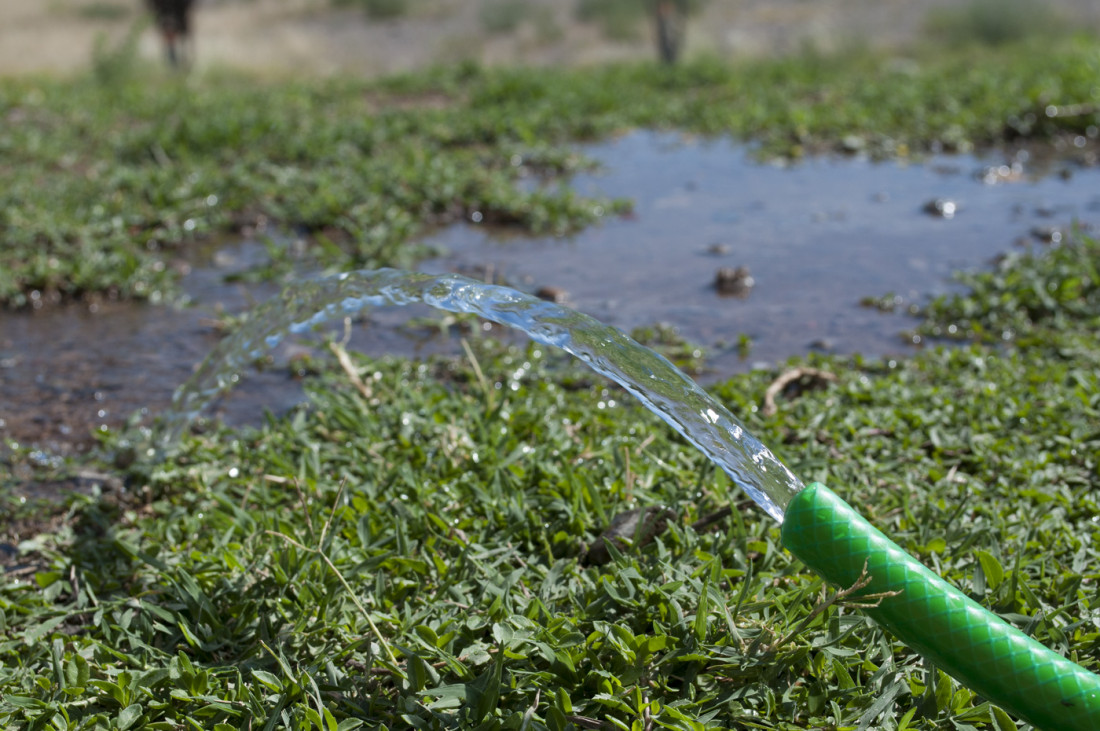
[164,269,803,522]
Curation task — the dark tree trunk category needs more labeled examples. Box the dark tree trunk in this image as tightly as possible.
[146,0,196,69]
[654,0,688,64]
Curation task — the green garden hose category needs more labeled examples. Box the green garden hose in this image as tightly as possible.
[781,483,1100,731]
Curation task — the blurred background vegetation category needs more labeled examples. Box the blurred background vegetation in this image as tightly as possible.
[4,0,1096,78]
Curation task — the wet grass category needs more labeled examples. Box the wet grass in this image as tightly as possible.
[1,37,1099,308]
[919,230,1100,347]
[3,229,1098,728]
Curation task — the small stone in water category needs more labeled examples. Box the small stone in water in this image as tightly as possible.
[923,198,958,218]
[714,266,754,298]
[1031,225,1063,244]
[535,286,568,304]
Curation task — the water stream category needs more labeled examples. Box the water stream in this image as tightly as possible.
[164,269,803,522]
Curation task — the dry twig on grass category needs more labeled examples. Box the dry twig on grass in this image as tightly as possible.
[762,367,838,416]
[329,341,373,400]
[765,562,900,653]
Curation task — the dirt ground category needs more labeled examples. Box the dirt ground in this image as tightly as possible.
[4,0,1098,78]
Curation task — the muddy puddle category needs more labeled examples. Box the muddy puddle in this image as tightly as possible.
[3,131,1100,457]
[424,131,1100,371]
[0,242,462,456]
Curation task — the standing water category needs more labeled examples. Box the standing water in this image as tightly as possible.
[164,269,803,522]
[8,134,1100,458]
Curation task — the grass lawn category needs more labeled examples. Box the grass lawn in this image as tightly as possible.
[1,36,1100,730]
